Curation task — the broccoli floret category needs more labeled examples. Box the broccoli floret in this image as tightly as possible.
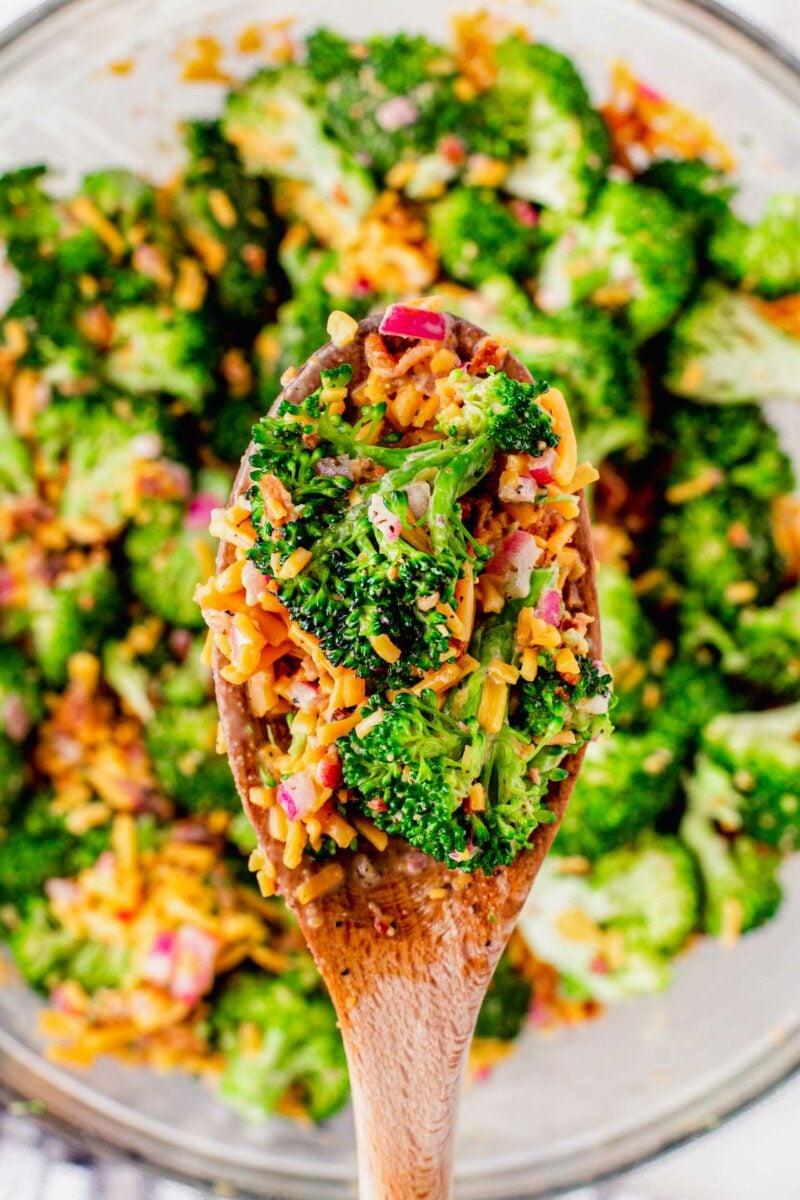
[223,65,375,240]
[35,398,180,543]
[486,39,610,218]
[106,306,215,410]
[125,492,222,630]
[725,589,800,698]
[212,969,349,1123]
[595,564,655,730]
[25,560,120,686]
[0,409,35,501]
[520,833,699,1002]
[654,656,742,748]
[306,29,470,184]
[0,644,43,742]
[639,158,735,236]
[681,758,783,938]
[102,640,156,724]
[664,399,795,503]
[428,189,543,286]
[442,277,645,462]
[0,797,110,908]
[249,366,557,688]
[175,120,276,323]
[9,900,129,993]
[555,729,679,860]
[341,571,608,872]
[709,193,800,297]
[665,283,800,404]
[656,488,784,622]
[159,634,213,707]
[514,650,613,746]
[474,950,533,1042]
[698,703,800,851]
[536,181,695,342]
[0,165,58,258]
[145,703,237,815]
[0,735,24,813]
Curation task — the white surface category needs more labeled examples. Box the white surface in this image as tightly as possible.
[0,1,799,1197]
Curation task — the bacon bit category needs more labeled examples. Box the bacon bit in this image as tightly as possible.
[77,303,113,347]
[468,335,507,374]
[439,135,467,164]
[602,60,735,172]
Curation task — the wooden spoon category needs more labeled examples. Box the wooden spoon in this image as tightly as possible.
[209,315,600,1200]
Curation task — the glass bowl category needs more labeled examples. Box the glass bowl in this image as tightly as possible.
[1,1,800,1196]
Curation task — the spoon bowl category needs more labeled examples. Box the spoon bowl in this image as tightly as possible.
[209,314,600,1199]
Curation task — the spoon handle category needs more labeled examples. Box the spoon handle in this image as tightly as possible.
[341,973,478,1200]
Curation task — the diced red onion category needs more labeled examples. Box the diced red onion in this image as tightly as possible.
[171,925,219,1006]
[636,80,664,103]
[379,304,448,343]
[45,878,80,907]
[449,844,477,863]
[317,753,343,790]
[185,492,220,531]
[287,679,320,712]
[277,770,317,821]
[368,494,401,543]
[405,481,431,520]
[141,931,177,989]
[510,199,539,228]
[168,628,193,660]
[3,695,30,742]
[242,560,269,606]
[535,588,562,627]
[314,455,355,480]
[486,530,543,599]
[578,693,611,715]
[526,447,557,485]
[375,97,419,132]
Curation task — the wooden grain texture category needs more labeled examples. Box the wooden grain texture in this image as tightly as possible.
[209,315,600,1200]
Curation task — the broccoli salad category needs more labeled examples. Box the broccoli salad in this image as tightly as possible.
[0,12,799,1123]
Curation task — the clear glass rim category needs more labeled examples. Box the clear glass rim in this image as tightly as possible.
[0,1,799,1195]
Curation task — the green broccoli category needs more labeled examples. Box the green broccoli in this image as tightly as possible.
[596,563,655,731]
[306,29,472,184]
[35,397,181,543]
[25,559,120,686]
[656,488,784,622]
[125,492,223,630]
[664,399,795,503]
[145,703,237,815]
[341,569,610,872]
[486,39,610,218]
[665,283,800,404]
[0,644,42,744]
[223,65,375,238]
[0,409,35,502]
[0,735,25,814]
[555,729,679,860]
[680,588,800,701]
[536,181,695,342]
[0,797,111,908]
[175,119,276,323]
[442,276,645,463]
[698,703,800,851]
[682,758,783,938]
[709,193,800,297]
[212,968,349,1123]
[9,900,129,993]
[102,640,156,724]
[105,306,215,410]
[474,950,533,1042]
[159,633,213,707]
[428,189,544,286]
[520,834,699,1002]
[248,365,558,688]
[639,158,736,236]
